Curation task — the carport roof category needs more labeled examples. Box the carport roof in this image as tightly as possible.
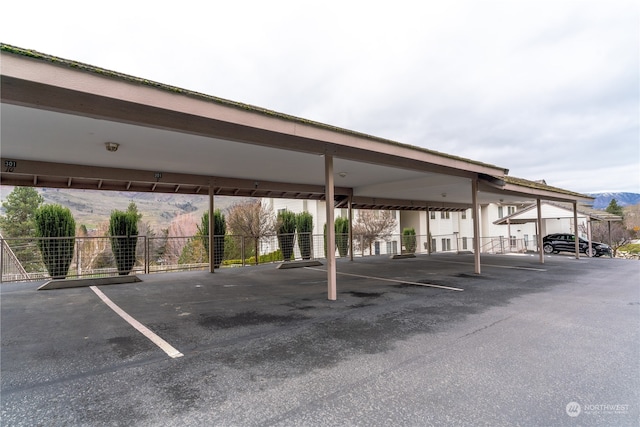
[0,44,592,209]
[493,201,622,225]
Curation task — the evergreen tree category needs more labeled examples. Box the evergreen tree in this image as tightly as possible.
[276,210,297,261]
[335,217,350,257]
[606,198,624,217]
[109,209,139,275]
[0,187,44,238]
[196,210,226,268]
[34,204,76,279]
[402,227,417,253]
[296,212,313,260]
[0,187,44,272]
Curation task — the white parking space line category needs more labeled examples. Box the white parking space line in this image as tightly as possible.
[304,267,464,292]
[432,259,547,272]
[90,286,183,359]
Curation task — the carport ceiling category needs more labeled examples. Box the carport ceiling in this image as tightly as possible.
[0,45,591,209]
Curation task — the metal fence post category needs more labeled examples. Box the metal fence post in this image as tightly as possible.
[145,236,150,274]
[241,236,245,267]
[1,238,4,284]
[76,238,81,277]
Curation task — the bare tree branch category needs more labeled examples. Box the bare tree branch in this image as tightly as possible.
[352,210,397,254]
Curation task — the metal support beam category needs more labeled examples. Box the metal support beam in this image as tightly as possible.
[537,199,544,264]
[209,184,215,273]
[325,155,337,300]
[472,178,481,274]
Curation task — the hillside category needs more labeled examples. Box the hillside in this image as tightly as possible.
[588,192,640,210]
[0,186,237,231]
[4,186,638,230]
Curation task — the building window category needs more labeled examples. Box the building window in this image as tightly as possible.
[498,206,504,218]
[462,237,468,250]
[441,238,451,251]
[440,211,450,219]
[461,210,467,219]
[508,206,516,215]
[510,235,516,247]
[431,238,437,252]
[430,211,436,220]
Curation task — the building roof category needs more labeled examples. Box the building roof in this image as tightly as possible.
[1,43,593,210]
[493,201,622,225]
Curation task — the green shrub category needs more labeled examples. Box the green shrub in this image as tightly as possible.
[109,210,138,275]
[335,217,350,257]
[323,223,328,257]
[198,210,226,268]
[402,228,417,253]
[296,212,313,260]
[34,204,76,279]
[619,243,640,254]
[277,210,297,261]
[223,249,283,266]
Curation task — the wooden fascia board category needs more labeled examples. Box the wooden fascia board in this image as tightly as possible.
[478,180,592,203]
[0,158,352,196]
[2,51,508,178]
[351,196,471,211]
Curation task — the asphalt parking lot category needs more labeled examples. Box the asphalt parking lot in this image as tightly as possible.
[1,253,639,426]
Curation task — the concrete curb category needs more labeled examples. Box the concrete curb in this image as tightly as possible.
[38,275,142,290]
[276,260,323,269]
[390,254,416,259]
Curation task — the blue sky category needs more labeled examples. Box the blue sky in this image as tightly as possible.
[1,0,638,193]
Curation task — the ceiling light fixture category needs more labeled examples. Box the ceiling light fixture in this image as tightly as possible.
[105,142,120,152]
[338,172,347,178]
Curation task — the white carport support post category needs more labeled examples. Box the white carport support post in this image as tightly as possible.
[537,199,544,264]
[209,184,215,273]
[472,178,481,274]
[325,155,337,300]
[573,202,580,259]
[348,195,354,262]
[587,218,593,257]
[426,206,431,255]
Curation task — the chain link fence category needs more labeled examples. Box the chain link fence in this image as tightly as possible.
[1,232,543,283]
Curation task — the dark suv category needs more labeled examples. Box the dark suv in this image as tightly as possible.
[542,233,612,257]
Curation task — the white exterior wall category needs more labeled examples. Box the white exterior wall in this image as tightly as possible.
[271,199,326,235]
[268,199,592,255]
[400,211,422,234]
[268,198,403,256]
[544,217,589,239]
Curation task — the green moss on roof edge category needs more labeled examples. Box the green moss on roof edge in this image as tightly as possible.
[1,43,505,172]
[503,176,593,200]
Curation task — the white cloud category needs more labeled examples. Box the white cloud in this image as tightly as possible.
[1,0,638,193]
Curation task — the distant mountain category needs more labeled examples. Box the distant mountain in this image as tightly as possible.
[0,186,236,230]
[587,192,640,210]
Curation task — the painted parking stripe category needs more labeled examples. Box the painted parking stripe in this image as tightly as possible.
[90,286,183,359]
[304,267,464,292]
[432,259,547,272]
